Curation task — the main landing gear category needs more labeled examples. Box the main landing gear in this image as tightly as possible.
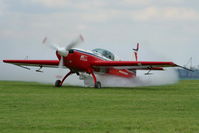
[55,71,73,87]
[54,70,101,88]
[90,71,101,89]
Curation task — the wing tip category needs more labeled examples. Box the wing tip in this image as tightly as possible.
[3,60,8,63]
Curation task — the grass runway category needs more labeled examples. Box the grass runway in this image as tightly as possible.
[0,80,199,133]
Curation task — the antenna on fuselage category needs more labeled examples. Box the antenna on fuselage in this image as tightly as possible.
[133,43,139,61]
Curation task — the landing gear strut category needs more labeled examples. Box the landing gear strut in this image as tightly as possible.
[90,70,101,88]
[55,71,73,87]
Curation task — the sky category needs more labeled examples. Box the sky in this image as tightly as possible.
[0,0,199,84]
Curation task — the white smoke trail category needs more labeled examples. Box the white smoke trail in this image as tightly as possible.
[97,68,179,87]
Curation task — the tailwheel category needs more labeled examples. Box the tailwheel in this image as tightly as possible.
[55,80,62,87]
[95,81,101,88]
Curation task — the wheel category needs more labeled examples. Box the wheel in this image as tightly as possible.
[94,81,101,88]
[55,80,62,87]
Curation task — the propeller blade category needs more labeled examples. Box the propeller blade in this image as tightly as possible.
[42,37,59,50]
[66,34,84,50]
[58,56,64,68]
[42,37,47,44]
[56,56,64,80]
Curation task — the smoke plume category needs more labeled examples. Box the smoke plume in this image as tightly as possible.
[97,68,179,87]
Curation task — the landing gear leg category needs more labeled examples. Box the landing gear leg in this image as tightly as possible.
[55,71,73,87]
[90,71,101,88]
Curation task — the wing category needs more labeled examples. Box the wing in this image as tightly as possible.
[91,61,178,70]
[3,60,59,69]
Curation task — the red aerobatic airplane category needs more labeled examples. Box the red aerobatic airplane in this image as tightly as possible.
[3,35,186,88]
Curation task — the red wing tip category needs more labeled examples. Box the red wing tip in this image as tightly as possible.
[3,60,13,63]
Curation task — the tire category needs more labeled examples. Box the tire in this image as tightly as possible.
[55,80,62,87]
[94,81,101,88]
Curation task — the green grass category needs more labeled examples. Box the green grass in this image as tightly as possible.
[0,80,199,133]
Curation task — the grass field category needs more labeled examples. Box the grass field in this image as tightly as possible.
[0,80,199,133]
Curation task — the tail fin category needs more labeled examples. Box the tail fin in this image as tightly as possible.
[133,43,139,61]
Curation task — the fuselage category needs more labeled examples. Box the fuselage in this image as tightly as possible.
[56,48,136,78]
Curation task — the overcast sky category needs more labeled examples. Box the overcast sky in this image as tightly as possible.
[0,0,199,83]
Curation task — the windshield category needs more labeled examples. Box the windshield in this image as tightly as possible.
[92,48,115,60]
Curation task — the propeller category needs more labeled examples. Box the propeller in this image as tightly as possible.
[43,35,84,57]
[42,35,84,79]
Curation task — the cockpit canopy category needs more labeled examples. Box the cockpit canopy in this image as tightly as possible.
[92,48,115,60]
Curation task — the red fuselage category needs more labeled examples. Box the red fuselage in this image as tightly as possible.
[57,49,136,78]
